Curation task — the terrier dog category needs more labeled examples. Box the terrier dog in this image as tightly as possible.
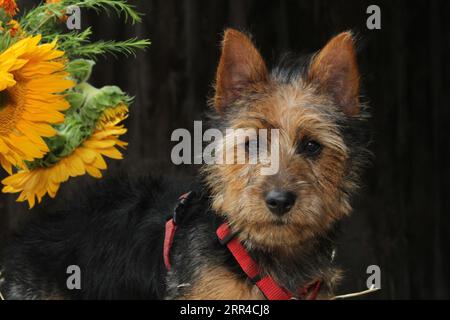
[0,29,369,300]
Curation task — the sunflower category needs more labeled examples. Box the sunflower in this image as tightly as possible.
[2,106,128,208]
[0,0,18,17]
[0,35,74,174]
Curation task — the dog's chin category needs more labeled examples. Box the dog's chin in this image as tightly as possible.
[272,219,288,226]
[239,221,317,253]
[222,206,325,251]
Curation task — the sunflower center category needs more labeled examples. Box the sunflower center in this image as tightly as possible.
[0,84,26,135]
[0,91,9,109]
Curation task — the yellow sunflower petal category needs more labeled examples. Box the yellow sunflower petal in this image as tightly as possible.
[0,35,74,172]
[0,155,13,175]
[85,165,103,178]
[1,101,128,208]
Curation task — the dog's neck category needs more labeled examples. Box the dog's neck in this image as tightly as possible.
[246,231,339,293]
[192,181,341,293]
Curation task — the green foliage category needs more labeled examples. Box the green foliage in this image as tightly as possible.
[3,1,146,171]
[20,0,142,32]
[18,0,150,59]
[27,82,131,169]
[0,10,13,51]
[66,58,95,83]
[71,37,150,59]
[0,30,12,53]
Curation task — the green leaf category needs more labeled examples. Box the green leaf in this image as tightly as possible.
[77,83,131,122]
[66,59,95,83]
[20,0,144,32]
[65,91,85,112]
[72,38,151,60]
[17,0,150,60]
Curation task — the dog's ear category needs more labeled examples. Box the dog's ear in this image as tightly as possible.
[308,32,360,116]
[214,29,268,113]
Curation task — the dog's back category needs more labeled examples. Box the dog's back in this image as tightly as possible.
[0,173,188,299]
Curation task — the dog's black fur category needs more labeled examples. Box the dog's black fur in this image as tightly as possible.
[0,174,181,299]
[0,173,338,299]
[0,30,370,300]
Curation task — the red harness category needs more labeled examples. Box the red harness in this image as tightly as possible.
[163,193,322,300]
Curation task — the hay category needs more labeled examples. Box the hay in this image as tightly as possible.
[331,285,380,300]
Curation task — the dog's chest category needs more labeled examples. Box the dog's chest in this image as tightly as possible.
[167,265,265,300]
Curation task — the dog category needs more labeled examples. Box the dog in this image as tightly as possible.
[0,29,369,300]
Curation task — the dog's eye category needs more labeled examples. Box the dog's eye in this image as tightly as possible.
[245,138,259,153]
[297,139,323,158]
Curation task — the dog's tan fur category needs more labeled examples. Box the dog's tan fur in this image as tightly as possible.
[203,30,361,258]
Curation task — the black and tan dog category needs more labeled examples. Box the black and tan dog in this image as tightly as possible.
[0,29,369,300]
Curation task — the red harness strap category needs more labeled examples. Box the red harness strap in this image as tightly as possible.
[163,193,322,300]
[216,223,292,300]
[163,192,191,271]
[163,219,177,271]
[216,223,322,300]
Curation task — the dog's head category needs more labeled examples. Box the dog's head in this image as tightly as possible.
[202,29,369,252]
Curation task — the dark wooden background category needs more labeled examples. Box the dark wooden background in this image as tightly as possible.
[1,0,449,299]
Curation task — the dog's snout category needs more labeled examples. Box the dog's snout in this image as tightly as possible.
[265,190,297,216]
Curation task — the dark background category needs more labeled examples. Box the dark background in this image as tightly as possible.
[1,0,449,299]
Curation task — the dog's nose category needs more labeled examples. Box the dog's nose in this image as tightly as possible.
[265,190,297,216]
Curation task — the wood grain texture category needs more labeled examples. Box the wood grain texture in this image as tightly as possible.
[1,0,449,299]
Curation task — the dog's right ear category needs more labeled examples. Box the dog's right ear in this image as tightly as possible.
[214,29,268,113]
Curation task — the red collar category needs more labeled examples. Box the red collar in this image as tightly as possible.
[216,222,322,300]
[163,193,322,300]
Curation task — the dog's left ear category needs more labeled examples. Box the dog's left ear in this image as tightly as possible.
[308,32,360,116]
[214,29,268,113]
